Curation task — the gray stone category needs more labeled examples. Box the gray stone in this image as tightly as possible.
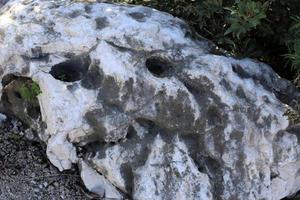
[0,0,299,199]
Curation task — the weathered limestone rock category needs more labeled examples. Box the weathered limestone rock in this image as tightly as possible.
[0,0,299,199]
[0,0,8,7]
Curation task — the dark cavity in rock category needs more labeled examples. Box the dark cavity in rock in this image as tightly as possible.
[145,57,173,77]
[50,54,91,82]
[0,74,41,127]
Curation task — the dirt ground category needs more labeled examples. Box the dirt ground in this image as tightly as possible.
[0,117,98,200]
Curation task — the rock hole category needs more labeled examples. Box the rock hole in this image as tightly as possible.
[126,125,137,140]
[50,54,91,82]
[14,91,22,99]
[0,75,42,127]
[145,57,173,77]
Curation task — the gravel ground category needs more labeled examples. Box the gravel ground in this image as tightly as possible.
[0,117,98,200]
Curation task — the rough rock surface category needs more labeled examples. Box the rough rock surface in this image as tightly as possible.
[0,0,299,199]
[0,0,8,7]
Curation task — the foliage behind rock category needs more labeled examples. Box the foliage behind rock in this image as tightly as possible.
[113,0,300,84]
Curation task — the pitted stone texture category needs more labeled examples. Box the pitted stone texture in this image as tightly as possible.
[0,0,299,199]
[0,0,8,7]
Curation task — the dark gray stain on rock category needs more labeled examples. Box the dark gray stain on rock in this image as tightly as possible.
[85,119,159,194]
[248,107,262,127]
[0,28,5,41]
[220,78,232,91]
[118,120,153,168]
[68,10,81,18]
[21,65,30,75]
[232,64,300,110]
[128,12,147,22]
[120,163,134,194]
[66,83,79,92]
[175,73,231,147]
[97,75,121,107]
[84,103,130,143]
[121,78,134,104]
[233,112,245,130]
[206,105,224,126]
[180,74,215,104]
[15,35,24,44]
[230,129,244,141]
[45,23,62,42]
[236,85,246,99]
[84,109,108,142]
[208,126,227,156]
[127,6,152,22]
[124,35,144,49]
[262,95,271,104]
[95,17,109,30]
[21,0,34,5]
[231,152,247,199]
[232,64,251,79]
[81,60,104,89]
[84,4,92,13]
[29,46,50,61]
[196,154,224,200]
[154,89,204,135]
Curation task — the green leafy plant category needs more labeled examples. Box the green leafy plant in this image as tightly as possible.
[285,16,300,72]
[224,0,268,38]
[58,74,68,81]
[285,40,300,71]
[20,81,42,102]
[111,0,300,82]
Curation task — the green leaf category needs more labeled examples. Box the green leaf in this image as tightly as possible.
[20,81,42,102]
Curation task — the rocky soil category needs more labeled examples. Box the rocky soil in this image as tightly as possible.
[0,116,97,200]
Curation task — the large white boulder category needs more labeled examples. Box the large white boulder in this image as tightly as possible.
[0,0,299,199]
